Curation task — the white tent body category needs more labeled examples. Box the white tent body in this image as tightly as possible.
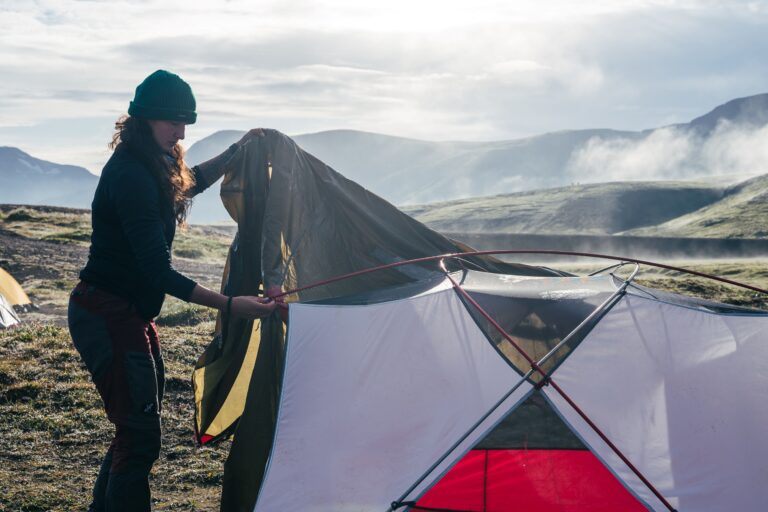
[0,292,20,329]
[251,275,768,512]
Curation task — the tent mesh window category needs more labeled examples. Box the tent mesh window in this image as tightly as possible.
[459,272,617,381]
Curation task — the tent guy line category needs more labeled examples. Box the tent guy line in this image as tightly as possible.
[390,261,642,511]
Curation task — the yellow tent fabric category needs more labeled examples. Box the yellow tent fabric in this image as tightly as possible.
[0,267,31,307]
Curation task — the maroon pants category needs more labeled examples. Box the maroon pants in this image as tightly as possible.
[68,282,164,512]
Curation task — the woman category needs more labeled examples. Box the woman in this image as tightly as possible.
[67,70,275,512]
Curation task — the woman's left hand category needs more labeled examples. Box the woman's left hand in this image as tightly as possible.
[266,285,289,324]
[230,295,277,319]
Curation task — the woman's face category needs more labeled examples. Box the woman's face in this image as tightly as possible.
[147,119,187,152]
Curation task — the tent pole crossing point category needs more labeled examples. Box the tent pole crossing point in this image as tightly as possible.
[439,261,678,512]
[389,262,640,511]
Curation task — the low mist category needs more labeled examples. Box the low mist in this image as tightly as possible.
[567,120,768,183]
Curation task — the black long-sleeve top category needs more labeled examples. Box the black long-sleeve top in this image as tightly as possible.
[79,146,210,320]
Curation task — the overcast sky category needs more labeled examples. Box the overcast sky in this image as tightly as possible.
[1,0,767,173]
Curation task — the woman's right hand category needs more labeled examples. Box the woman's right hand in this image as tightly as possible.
[235,128,265,148]
[230,295,277,319]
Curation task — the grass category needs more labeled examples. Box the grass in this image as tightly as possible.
[405,181,728,235]
[157,299,218,327]
[0,206,92,245]
[626,175,768,238]
[172,225,232,264]
[0,320,229,512]
[560,259,768,310]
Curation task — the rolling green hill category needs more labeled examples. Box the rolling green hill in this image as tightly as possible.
[625,174,768,238]
[405,180,734,236]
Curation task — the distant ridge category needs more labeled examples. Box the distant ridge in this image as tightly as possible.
[684,93,768,135]
[626,173,768,238]
[405,172,768,239]
[404,180,726,236]
[0,147,98,209]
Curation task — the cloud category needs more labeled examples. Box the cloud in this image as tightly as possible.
[1,0,768,173]
[566,120,768,183]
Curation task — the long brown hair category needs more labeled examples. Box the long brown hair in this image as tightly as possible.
[110,115,195,226]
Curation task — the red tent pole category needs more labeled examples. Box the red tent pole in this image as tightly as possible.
[272,249,768,299]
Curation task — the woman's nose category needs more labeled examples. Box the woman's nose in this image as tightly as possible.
[176,125,186,140]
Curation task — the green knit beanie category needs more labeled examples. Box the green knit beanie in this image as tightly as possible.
[128,70,197,124]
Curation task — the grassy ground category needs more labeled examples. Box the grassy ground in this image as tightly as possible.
[559,259,768,310]
[2,204,767,511]
[0,317,228,512]
[0,204,233,263]
[405,181,727,235]
[1,205,230,511]
[625,174,768,238]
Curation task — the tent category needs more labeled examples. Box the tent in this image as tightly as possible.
[193,131,768,511]
[0,267,32,311]
[0,291,20,329]
[0,267,29,328]
[252,264,768,512]
[193,130,558,510]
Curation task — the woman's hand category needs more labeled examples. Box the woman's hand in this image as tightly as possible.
[230,295,277,319]
[188,285,280,320]
[266,285,289,324]
[235,128,265,148]
[193,129,267,188]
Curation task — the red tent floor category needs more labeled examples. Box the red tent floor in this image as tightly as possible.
[416,449,646,511]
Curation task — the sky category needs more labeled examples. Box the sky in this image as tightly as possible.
[1,0,767,174]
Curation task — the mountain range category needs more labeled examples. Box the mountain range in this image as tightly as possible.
[2,93,767,233]
[0,147,97,208]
